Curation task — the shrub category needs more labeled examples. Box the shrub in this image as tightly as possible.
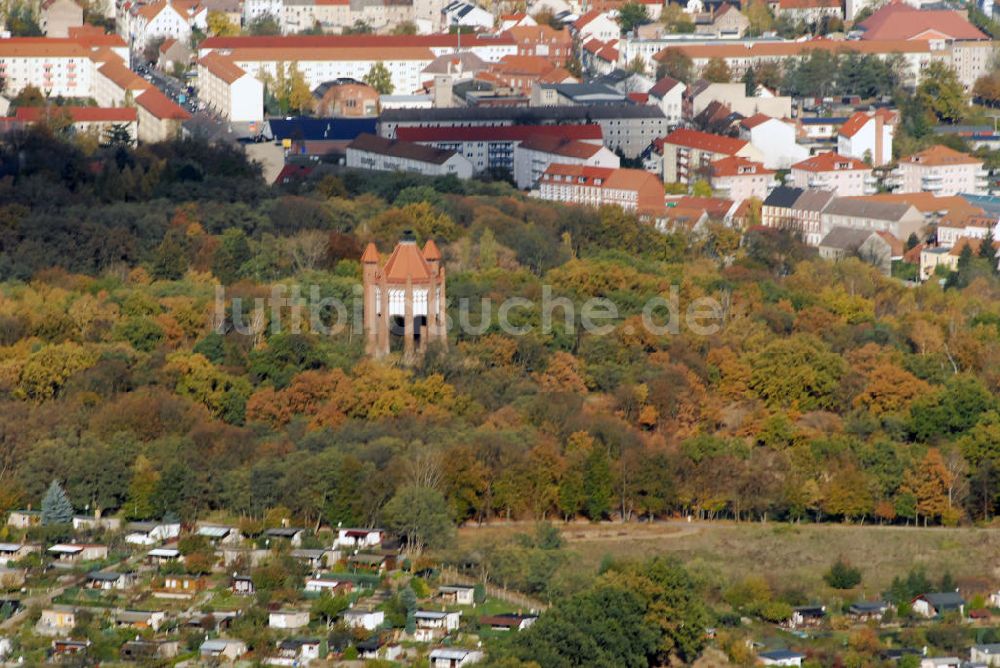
[824,558,862,589]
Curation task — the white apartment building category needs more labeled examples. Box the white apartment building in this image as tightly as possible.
[196,52,264,122]
[0,39,95,97]
[838,109,896,167]
[709,156,776,204]
[572,10,620,44]
[647,75,684,127]
[94,58,151,105]
[513,134,619,189]
[346,133,474,178]
[738,113,808,170]
[789,152,875,197]
[128,1,202,51]
[890,145,988,197]
[654,38,992,90]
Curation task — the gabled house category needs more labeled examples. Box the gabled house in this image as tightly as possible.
[738,114,808,170]
[819,227,894,274]
[304,578,354,595]
[912,592,966,618]
[114,609,167,631]
[269,610,310,629]
[146,548,182,565]
[342,608,384,631]
[264,527,306,547]
[6,510,41,529]
[157,574,208,597]
[232,574,255,596]
[429,648,484,667]
[36,606,76,636]
[414,610,462,641]
[124,521,181,546]
[197,525,241,545]
[849,600,890,621]
[648,76,685,127]
[710,155,776,204]
[86,570,137,591]
[120,639,180,661]
[838,109,896,168]
[479,613,538,631]
[200,638,247,661]
[438,585,476,606]
[0,543,39,566]
[268,638,323,666]
[758,649,806,667]
[49,543,108,564]
[572,10,620,43]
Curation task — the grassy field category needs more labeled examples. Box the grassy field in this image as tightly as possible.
[457,521,1000,599]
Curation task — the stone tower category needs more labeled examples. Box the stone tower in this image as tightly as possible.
[361,232,447,362]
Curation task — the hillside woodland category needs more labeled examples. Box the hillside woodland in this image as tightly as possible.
[4,127,1000,666]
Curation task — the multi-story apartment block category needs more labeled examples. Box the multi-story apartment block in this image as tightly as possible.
[709,156,776,204]
[395,123,603,174]
[660,128,763,184]
[789,152,875,197]
[889,145,988,197]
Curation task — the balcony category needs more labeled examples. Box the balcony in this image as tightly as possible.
[922,181,943,192]
[808,177,831,188]
[921,173,944,183]
[864,184,878,195]
[976,169,990,178]
[864,174,878,185]
[889,168,904,179]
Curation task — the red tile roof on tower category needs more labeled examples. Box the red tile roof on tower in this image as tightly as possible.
[899,144,981,167]
[135,88,191,120]
[662,128,748,154]
[382,239,434,282]
[858,1,987,41]
[423,239,441,261]
[396,124,603,143]
[361,242,380,264]
[710,155,774,177]
[791,152,869,172]
[14,106,137,122]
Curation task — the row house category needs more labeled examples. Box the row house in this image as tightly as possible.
[761,186,836,245]
[346,133,474,179]
[572,10,620,44]
[738,113,808,170]
[534,163,668,218]
[135,87,190,142]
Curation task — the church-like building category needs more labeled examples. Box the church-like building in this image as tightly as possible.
[361,233,447,362]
